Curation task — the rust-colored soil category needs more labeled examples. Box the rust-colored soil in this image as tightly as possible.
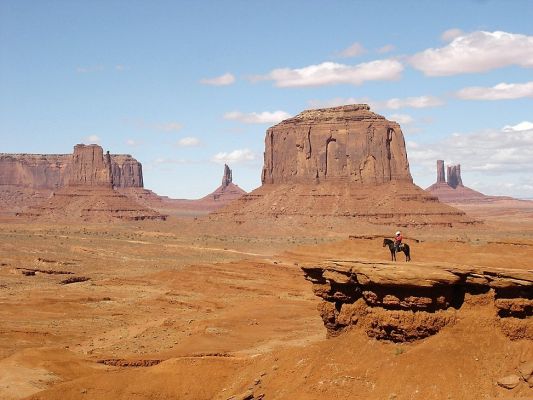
[0,201,532,399]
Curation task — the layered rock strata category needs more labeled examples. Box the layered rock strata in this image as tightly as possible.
[16,145,164,221]
[302,260,532,342]
[0,148,143,189]
[262,104,412,185]
[212,105,476,228]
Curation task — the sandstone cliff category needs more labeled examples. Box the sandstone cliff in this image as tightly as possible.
[262,104,412,185]
[302,260,532,342]
[12,145,164,221]
[0,148,143,189]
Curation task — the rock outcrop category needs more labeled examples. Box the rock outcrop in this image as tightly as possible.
[66,144,113,187]
[302,260,532,342]
[211,105,476,230]
[15,145,164,221]
[0,148,143,189]
[262,104,412,185]
[205,164,246,203]
[446,164,463,189]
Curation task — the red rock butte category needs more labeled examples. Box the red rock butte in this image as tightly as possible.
[212,104,477,229]
[262,104,411,185]
[10,144,165,221]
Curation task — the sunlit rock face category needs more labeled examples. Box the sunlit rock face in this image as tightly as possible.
[262,104,412,185]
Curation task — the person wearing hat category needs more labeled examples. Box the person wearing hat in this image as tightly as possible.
[394,230,403,253]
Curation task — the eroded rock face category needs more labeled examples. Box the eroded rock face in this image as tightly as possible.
[67,144,113,187]
[262,104,412,185]
[446,164,463,189]
[0,146,143,189]
[302,261,532,342]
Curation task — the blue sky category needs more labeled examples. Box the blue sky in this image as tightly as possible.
[1,0,532,199]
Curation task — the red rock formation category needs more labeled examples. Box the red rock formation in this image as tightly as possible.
[0,148,143,189]
[427,160,497,203]
[111,155,144,188]
[302,260,532,341]
[262,104,412,185]
[211,104,476,229]
[12,144,164,221]
[446,164,463,189]
[66,144,113,187]
[0,154,67,189]
[436,160,445,184]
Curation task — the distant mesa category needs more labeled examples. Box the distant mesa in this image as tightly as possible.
[426,160,502,203]
[0,144,143,190]
[5,144,165,221]
[211,104,477,230]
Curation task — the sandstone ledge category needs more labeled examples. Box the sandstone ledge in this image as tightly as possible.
[302,261,532,342]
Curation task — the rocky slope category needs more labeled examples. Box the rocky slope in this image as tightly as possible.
[302,260,532,341]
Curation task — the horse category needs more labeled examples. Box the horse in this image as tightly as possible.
[383,238,411,262]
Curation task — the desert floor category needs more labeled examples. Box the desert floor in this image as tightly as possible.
[0,200,532,400]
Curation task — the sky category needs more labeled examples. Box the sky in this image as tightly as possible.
[1,0,532,199]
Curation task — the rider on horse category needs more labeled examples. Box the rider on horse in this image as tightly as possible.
[394,231,403,252]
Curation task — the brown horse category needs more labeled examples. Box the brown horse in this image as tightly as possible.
[383,238,411,261]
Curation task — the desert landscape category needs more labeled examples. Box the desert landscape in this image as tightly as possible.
[1,104,532,400]
[2,2,533,399]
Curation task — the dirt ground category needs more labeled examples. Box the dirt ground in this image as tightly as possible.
[0,199,532,400]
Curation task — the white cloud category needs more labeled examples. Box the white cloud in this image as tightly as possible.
[377,44,395,54]
[224,110,291,124]
[441,28,464,42]
[176,137,201,147]
[200,73,236,86]
[456,81,533,100]
[503,121,533,132]
[410,31,533,76]
[336,42,366,58]
[253,59,403,87]
[308,95,444,111]
[307,97,369,109]
[408,122,533,179]
[126,139,139,146]
[388,113,414,125]
[378,96,444,110]
[211,149,257,165]
[115,65,129,72]
[83,135,101,144]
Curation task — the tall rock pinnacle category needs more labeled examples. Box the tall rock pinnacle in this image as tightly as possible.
[222,164,232,188]
[436,160,446,183]
[446,164,463,189]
